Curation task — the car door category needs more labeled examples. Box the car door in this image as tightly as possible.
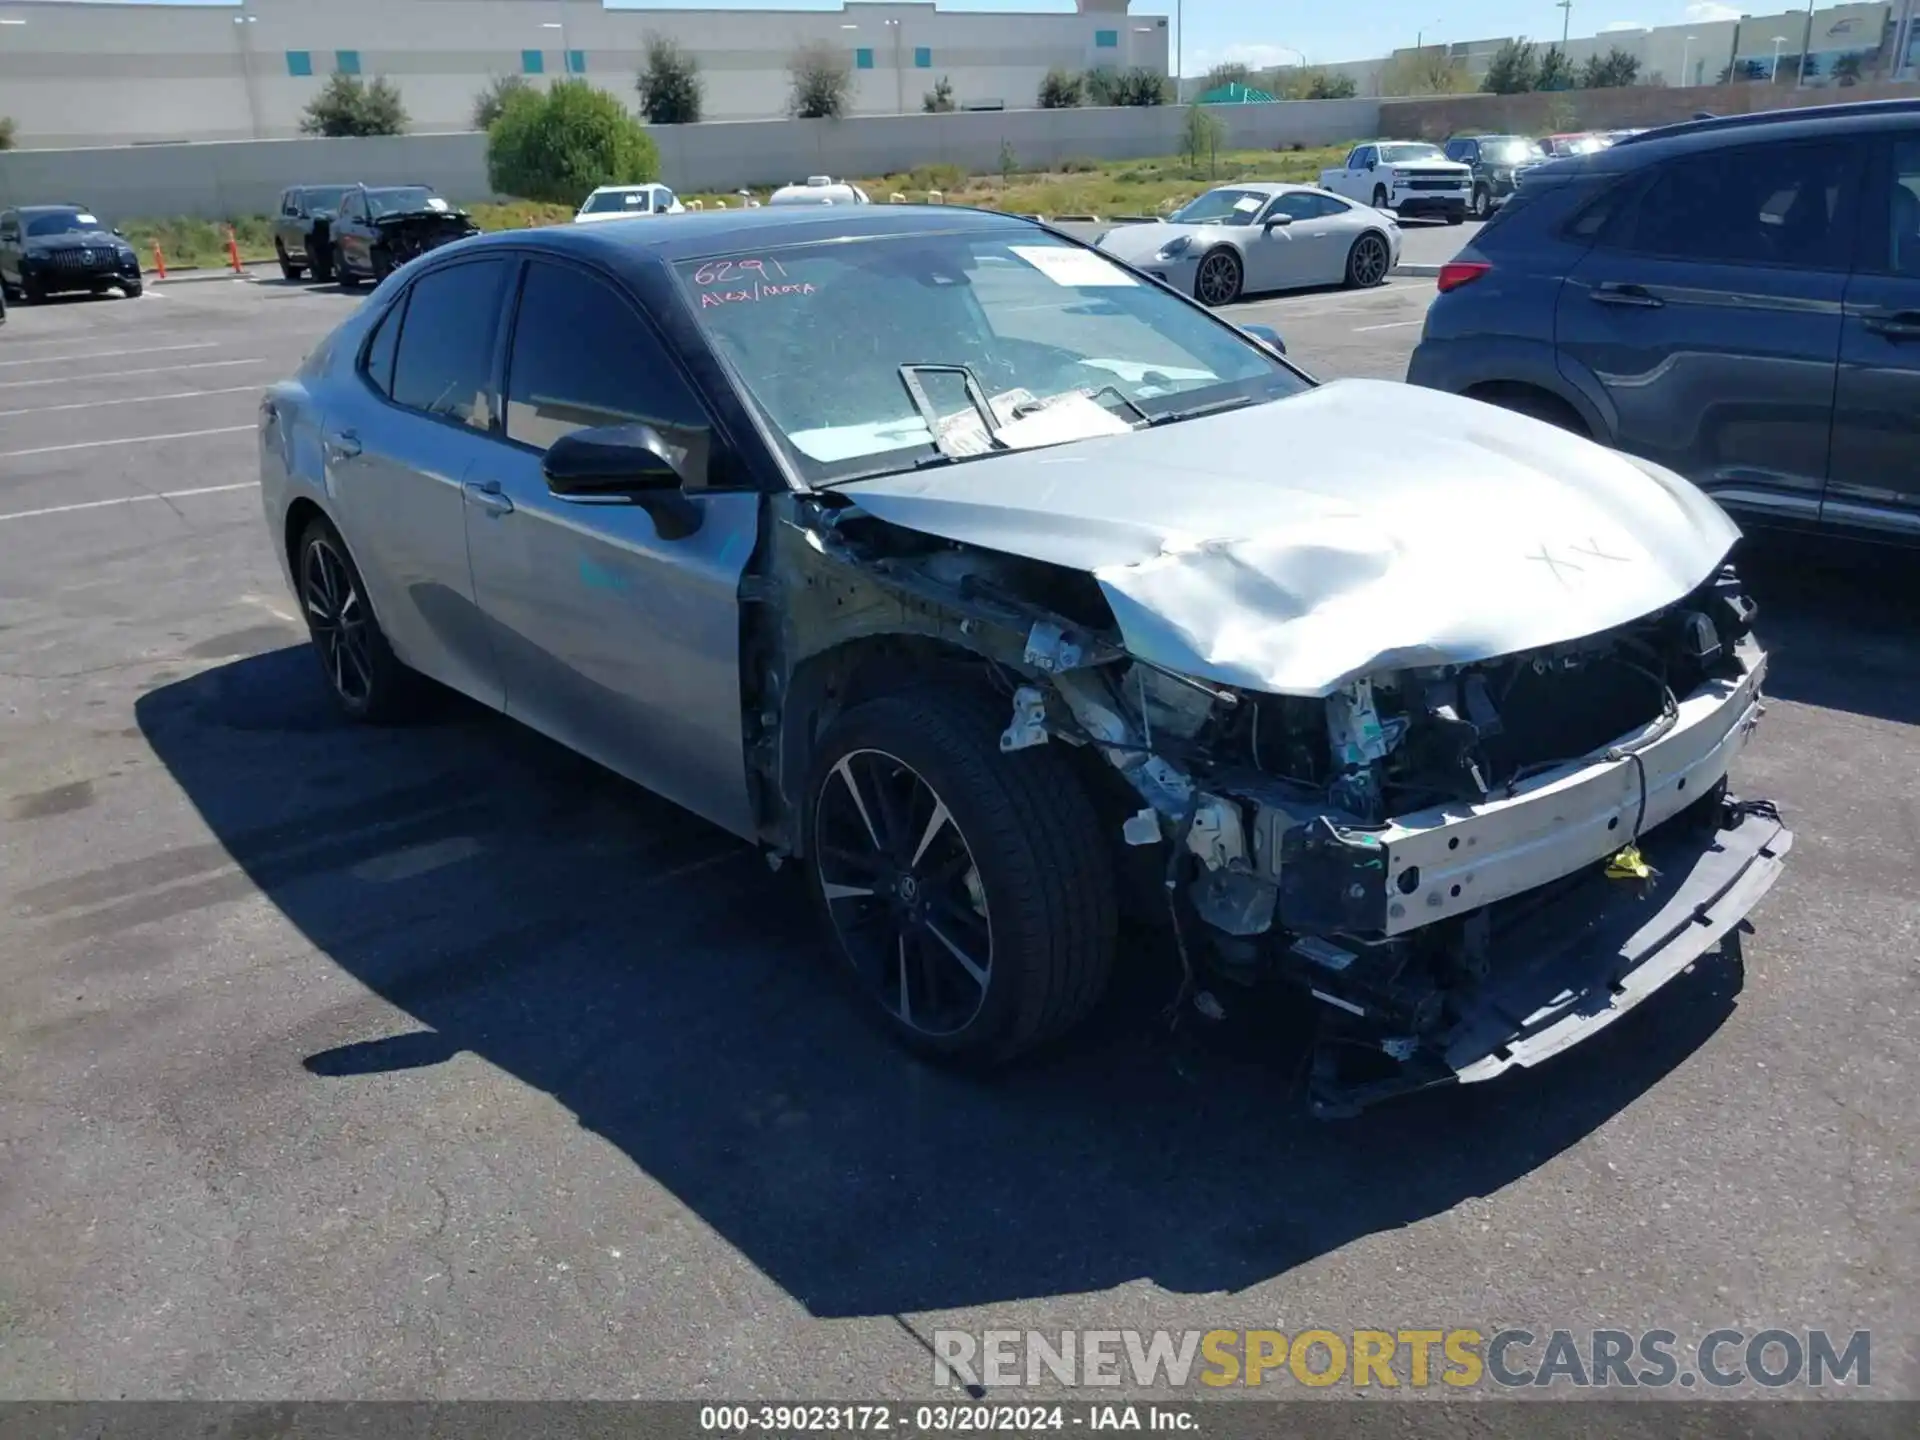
[463,254,762,839]
[1244,192,1346,290]
[326,256,511,708]
[0,212,20,286]
[1345,146,1378,203]
[1827,131,1920,541]
[1553,137,1858,526]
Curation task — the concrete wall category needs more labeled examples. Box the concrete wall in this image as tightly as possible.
[1378,75,1919,140]
[0,0,1171,146]
[0,98,1381,222]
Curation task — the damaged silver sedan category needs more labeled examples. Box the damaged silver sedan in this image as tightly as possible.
[258,207,1792,1115]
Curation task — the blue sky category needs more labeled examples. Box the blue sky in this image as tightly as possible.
[43,0,1753,70]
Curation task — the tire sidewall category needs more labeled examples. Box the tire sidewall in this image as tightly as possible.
[1195,247,1242,307]
[1348,233,1387,287]
[295,515,405,722]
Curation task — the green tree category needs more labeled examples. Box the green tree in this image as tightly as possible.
[1202,61,1253,91]
[1833,53,1864,85]
[1038,66,1084,107]
[471,74,531,131]
[486,78,659,205]
[0,116,14,151]
[1084,67,1118,105]
[1534,46,1575,90]
[1305,69,1358,99]
[1481,38,1540,94]
[1579,46,1641,89]
[300,73,409,137]
[788,42,852,119]
[1380,48,1470,96]
[923,75,956,112]
[1111,67,1171,106]
[637,33,702,124]
[1180,104,1226,175]
[997,139,1019,183]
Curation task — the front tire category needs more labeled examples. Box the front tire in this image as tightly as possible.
[1371,185,1390,211]
[1446,204,1466,226]
[806,688,1118,1063]
[1193,247,1244,307]
[1345,231,1391,288]
[1469,184,1491,219]
[276,241,304,280]
[295,516,419,723]
[310,240,335,283]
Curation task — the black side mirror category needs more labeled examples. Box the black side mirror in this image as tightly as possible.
[1242,323,1286,355]
[542,423,703,539]
[1366,159,1377,171]
[1262,214,1293,232]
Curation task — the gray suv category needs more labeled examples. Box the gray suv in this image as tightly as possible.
[1409,99,1920,547]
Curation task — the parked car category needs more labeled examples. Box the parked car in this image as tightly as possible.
[1539,132,1610,158]
[1409,98,1920,547]
[767,176,871,206]
[272,183,359,281]
[1319,141,1472,223]
[258,206,1790,1117]
[574,183,685,223]
[1442,134,1548,218]
[0,204,143,302]
[1095,183,1399,305]
[329,185,480,288]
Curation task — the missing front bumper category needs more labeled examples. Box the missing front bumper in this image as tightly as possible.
[1307,801,1793,1118]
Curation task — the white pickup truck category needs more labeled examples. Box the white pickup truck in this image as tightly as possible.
[1319,141,1472,224]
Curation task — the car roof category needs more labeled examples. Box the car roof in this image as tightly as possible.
[1540,97,1920,175]
[588,183,664,193]
[16,204,89,214]
[449,204,1044,265]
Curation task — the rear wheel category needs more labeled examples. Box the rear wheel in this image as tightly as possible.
[806,688,1118,1063]
[276,240,304,280]
[1194,247,1244,307]
[371,246,394,283]
[1345,231,1391,288]
[295,515,420,723]
[1469,184,1491,219]
[310,240,335,282]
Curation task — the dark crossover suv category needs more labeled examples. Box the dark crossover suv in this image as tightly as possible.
[1442,134,1548,218]
[0,204,143,302]
[272,184,359,282]
[1409,99,1920,547]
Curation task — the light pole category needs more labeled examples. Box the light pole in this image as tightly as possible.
[1557,0,1573,47]
[1176,0,1182,103]
[1795,0,1814,88]
[1680,33,1696,86]
[1770,34,1787,82]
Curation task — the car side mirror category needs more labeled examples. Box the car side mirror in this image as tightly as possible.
[1262,214,1293,232]
[1242,323,1286,356]
[542,423,703,539]
[1366,160,1377,171]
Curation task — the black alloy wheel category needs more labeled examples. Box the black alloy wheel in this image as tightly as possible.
[1194,248,1244,307]
[295,516,418,723]
[1346,232,1391,288]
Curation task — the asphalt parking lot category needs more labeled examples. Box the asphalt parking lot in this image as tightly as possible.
[1,267,1916,1400]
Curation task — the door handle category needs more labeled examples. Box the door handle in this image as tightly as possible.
[1861,309,1920,340]
[463,479,514,517]
[1589,282,1663,309]
[324,428,361,459]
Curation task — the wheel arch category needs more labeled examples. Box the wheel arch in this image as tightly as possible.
[1461,379,1595,438]
[282,494,331,583]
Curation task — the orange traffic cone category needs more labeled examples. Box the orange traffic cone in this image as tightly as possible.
[151,242,167,280]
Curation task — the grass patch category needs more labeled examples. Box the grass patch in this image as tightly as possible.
[118,147,1358,273]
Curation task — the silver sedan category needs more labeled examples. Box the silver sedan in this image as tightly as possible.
[1096,182,1402,305]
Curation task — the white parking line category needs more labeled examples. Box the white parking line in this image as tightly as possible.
[1353,319,1425,332]
[0,386,259,419]
[0,358,268,390]
[0,424,253,459]
[0,342,219,370]
[0,480,258,524]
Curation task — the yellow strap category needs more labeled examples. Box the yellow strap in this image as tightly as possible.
[1606,844,1654,881]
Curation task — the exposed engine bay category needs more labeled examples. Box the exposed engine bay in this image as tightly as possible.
[373,211,481,264]
[758,493,1791,1116]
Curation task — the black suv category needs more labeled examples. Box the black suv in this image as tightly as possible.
[1442,134,1548,218]
[272,184,359,282]
[0,205,143,302]
[1409,99,1920,547]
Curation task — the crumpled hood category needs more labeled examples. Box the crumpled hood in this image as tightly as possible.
[840,378,1741,697]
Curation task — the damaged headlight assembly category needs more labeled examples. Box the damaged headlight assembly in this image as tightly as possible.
[990,563,1792,1118]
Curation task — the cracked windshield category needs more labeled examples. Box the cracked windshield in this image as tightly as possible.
[676,232,1304,482]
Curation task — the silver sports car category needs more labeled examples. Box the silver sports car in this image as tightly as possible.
[259,206,1790,1116]
[1096,182,1402,306]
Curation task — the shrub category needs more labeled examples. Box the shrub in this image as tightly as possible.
[907,162,968,192]
[637,33,703,124]
[789,42,852,119]
[1304,69,1358,99]
[1110,68,1170,106]
[1535,46,1575,91]
[922,75,955,113]
[1038,67,1083,108]
[1481,39,1539,94]
[1180,105,1226,174]
[1579,46,1641,89]
[0,116,14,151]
[1059,155,1099,173]
[300,74,409,137]
[486,79,660,206]
[471,74,532,131]
[1202,62,1253,91]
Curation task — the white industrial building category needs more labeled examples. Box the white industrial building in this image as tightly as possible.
[1321,2,1919,95]
[0,0,1172,148]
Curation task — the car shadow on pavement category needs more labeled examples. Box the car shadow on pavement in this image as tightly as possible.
[1735,533,1920,727]
[133,644,1743,1319]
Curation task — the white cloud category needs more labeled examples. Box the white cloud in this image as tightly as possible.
[1684,2,1743,21]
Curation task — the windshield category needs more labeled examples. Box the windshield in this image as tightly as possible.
[26,211,101,237]
[365,187,445,217]
[676,230,1306,485]
[1168,189,1272,226]
[1380,144,1445,164]
[303,186,352,212]
[584,189,655,214]
[1483,138,1544,164]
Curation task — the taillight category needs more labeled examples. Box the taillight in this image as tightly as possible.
[1436,260,1491,293]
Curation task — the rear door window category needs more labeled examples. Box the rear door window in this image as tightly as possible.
[389,257,509,429]
[1604,140,1857,270]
